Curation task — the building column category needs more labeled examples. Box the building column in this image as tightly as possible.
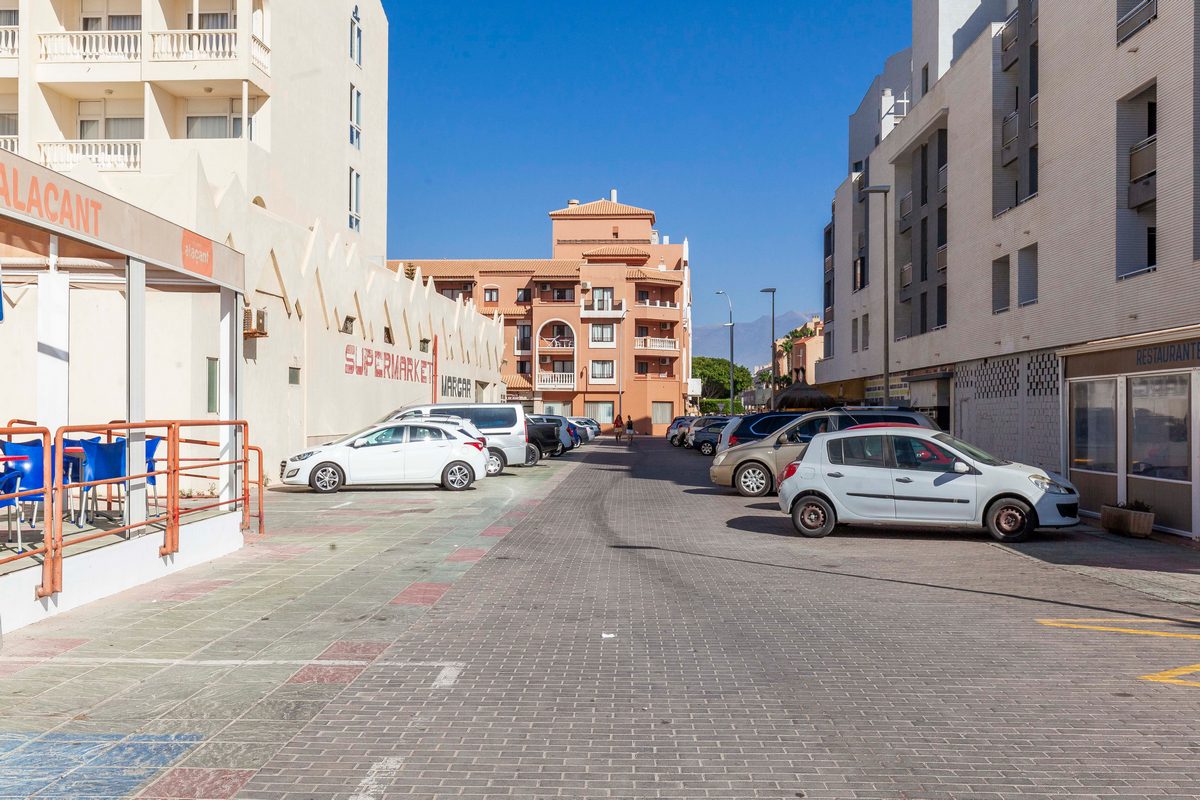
[218,288,243,508]
[125,258,147,532]
[36,237,69,432]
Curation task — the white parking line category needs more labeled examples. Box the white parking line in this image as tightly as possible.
[331,500,354,509]
[349,756,405,800]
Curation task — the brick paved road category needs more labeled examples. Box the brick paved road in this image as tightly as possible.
[237,438,1200,800]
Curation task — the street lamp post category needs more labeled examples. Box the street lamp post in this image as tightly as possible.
[760,287,776,409]
[863,185,891,406]
[716,290,734,414]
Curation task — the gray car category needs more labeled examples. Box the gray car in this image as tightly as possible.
[691,421,731,457]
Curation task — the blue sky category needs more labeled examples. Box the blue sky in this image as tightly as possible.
[383,0,910,328]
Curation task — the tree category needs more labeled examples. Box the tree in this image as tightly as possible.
[692,356,753,400]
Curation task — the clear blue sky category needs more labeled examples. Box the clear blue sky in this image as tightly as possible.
[383,0,910,328]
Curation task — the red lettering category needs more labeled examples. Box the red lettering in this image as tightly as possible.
[59,189,74,227]
[345,345,356,374]
[385,352,394,379]
[12,167,24,211]
[90,200,102,235]
[0,165,11,209]
[25,176,42,219]
[75,195,89,234]
[373,350,382,378]
[44,183,59,223]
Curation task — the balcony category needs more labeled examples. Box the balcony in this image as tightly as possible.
[634,337,679,351]
[824,305,834,324]
[513,337,531,355]
[937,244,948,271]
[150,30,238,61]
[1128,134,1157,209]
[537,372,576,390]
[39,140,142,172]
[39,31,141,62]
[1117,0,1157,44]
[580,298,625,319]
[539,336,576,350]
[0,136,16,153]
[635,371,676,381]
[823,255,833,272]
[0,26,16,57]
[937,163,948,194]
[900,262,913,287]
[635,299,678,309]
[897,192,913,233]
[1001,10,1019,70]
[1000,111,1019,166]
[251,35,271,73]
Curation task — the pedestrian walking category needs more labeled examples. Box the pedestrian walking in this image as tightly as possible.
[613,414,624,442]
[625,415,635,442]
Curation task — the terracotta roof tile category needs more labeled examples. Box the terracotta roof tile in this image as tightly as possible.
[582,245,651,258]
[548,199,656,222]
[495,306,531,317]
[626,268,684,284]
[504,374,532,391]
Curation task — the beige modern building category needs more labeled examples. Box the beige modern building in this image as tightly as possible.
[0,0,505,466]
[816,0,1198,537]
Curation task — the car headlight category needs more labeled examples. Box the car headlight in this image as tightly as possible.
[1029,474,1071,494]
[289,451,317,462]
[712,452,727,466]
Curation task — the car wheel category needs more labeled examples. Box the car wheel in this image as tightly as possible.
[986,498,1036,542]
[670,435,682,447]
[524,443,541,467]
[791,495,836,538]
[442,461,474,491]
[553,443,564,457]
[486,448,506,477]
[734,463,772,497]
[699,441,716,456]
[309,463,344,494]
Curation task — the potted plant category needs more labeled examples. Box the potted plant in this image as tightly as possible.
[1100,500,1155,538]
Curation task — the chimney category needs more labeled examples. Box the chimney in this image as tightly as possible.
[567,198,579,207]
[609,188,618,203]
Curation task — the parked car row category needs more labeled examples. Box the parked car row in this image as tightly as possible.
[281,403,598,494]
[684,406,1080,542]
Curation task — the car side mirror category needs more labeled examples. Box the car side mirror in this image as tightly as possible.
[953,460,970,474]
[352,438,368,449]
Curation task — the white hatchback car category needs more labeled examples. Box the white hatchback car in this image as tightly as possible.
[281,420,487,493]
[776,426,1079,542]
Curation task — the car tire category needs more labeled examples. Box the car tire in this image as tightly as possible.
[698,441,716,457]
[485,448,506,477]
[985,498,1036,542]
[552,443,564,457]
[734,462,772,497]
[791,495,836,538]
[442,461,474,491]
[309,463,344,494]
[524,443,541,467]
[670,435,682,447]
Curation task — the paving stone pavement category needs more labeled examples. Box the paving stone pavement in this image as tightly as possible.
[0,455,577,799]
[234,438,1200,800]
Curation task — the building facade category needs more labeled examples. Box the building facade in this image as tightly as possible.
[393,192,695,434]
[0,0,505,465]
[815,0,1199,536]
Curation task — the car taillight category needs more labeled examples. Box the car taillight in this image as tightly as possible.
[478,436,487,446]
[465,440,484,452]
[778,461,800,489]
[729,435,739,447]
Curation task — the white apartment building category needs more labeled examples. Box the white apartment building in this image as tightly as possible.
[0,1,506,466]
[816,0,1199,537]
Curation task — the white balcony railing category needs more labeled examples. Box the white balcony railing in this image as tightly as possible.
[39,31,141,62]
[251,35,271,73]
[150,30,237,61]
[0,26,18,57]
[39,140,142,172]
[0,136,16,153]
[635,337,679,351]
[537,372,576,389]
[539,336,576,350]
[635,299,679,309]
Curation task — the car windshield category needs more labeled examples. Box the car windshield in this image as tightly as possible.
[331,424,389,445]
[933,433,1009,466]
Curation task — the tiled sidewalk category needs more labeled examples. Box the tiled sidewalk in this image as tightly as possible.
[0,455,579,799]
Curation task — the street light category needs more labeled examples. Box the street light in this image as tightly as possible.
[760,287,776,409]
[862,185,891,406]
[715,290,734,414]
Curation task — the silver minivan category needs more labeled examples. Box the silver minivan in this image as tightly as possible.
[384,403,529,476]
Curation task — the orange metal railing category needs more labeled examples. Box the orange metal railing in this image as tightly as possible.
[0,419,263,597]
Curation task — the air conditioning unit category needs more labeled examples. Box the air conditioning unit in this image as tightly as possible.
[580,281,591,291]
[540,354,552,363]
[659,357,670,365]
[540,283,551,291]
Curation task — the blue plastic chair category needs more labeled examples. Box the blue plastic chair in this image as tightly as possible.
[0,470,23,551]
[1,441,47,529]
[79,439,127,525]
[143,437,163,508]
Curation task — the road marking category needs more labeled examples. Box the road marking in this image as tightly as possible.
[331,500,354,509]
[432,663,463,687]
[1041,617,1200,624]
[1037,619,1200,641]
[1141,663,1200,688]
[349,756,405,800]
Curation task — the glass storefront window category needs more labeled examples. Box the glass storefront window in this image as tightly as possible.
[1129,374,1190,481]
[585,402,614,424]
[1070,380,1116,472]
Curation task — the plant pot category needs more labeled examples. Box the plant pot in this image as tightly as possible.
[1100,505,1155,538]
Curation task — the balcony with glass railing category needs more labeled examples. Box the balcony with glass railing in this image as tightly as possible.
[937,244,948,271]
[900,262,913,287]
[1000,111,1019,166]
[1117,0,1157,44]
[937,163,948,193]
[39,140,142,172]
[1128,134,1157,208]
[897,192,913,233]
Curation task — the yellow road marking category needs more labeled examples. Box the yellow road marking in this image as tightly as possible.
[1141,663,1200,688]
[1036,619,1200,640]
[1040,617,1200,624]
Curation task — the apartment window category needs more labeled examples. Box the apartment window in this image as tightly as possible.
[593,287,615,310]
[1147,227,1157,268]
[552,359,573,373]
[348,169,362,231]
[919,218,928,281]
[1027,146,1039,198]
[1029,44,1039,97]
[823,331,834,359]
[349,85,363,148]
[105,15,141,30]
[517,360,531,375]
[0,10,17,26]
[440,288,465,300]
[851,318,859,353]
[637,289,650,303]
[636,361,649,375]
[652,402,674,425]
[853,256,868,291]
[551,324,570,339]
[919,292,928,334]
[635,325,649,338]
[920,144,929,206]
[1018,243,1039,306]
[483,288,499,303]
[935,285,947,328]
[591,323,614,343]
[0,114,15,136]
[992,256,1011,313]
[1147,101,1157,137]
[852,160,864,173]
[936,206,947,248]
[186,99,249,140]
[591,361,615,380]
[552,287,574,302]
[350,6,363,65]
[206,358,219,413]
[585,401,614,425]
[516,324,531,350]
[288,367,301,386]
[861,314,870,350]
[187,10,234,29]
[515,287,531,302]
[921,64,929,95]
[823,275,834,309]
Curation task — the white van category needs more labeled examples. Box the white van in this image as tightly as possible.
[382,403,529,476]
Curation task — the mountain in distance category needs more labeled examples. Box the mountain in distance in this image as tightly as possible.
[693,310,818,369]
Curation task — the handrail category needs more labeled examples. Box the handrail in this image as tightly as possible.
[0,426,54,596]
